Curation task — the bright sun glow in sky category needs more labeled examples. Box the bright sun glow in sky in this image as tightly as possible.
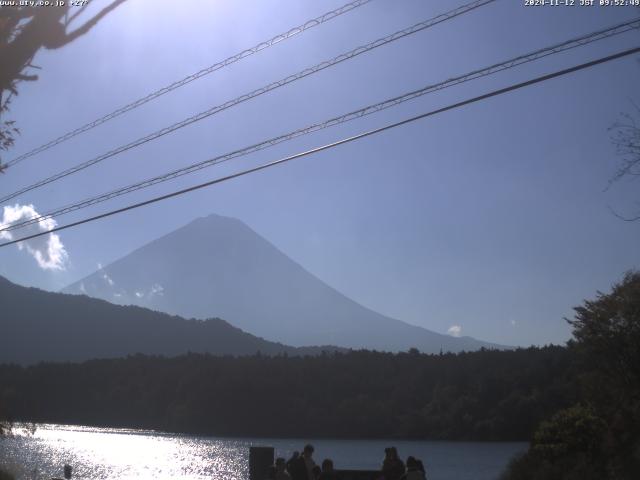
[1,0,638,347]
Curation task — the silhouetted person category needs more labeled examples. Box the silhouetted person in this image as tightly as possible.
[400,457,425,480]
[318,458,338,480]
[287,451,300,476]
[382,447,405,480]
[52,464,73,480]
[312,465,321,480]
[415,459,425,475]
[275,457,291,480]
[291,444,316,480]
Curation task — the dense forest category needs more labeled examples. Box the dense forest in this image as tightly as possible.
[0,346,575,441]
[501,271,640,479]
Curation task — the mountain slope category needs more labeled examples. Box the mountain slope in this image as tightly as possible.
[0,275,337,365]
[64,214,505,353]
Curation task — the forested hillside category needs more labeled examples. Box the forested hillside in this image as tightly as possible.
[0,346,575,440]
[0,275,339,363]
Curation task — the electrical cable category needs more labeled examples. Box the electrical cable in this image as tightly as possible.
[2,16,638,234]
[2,45,637,249]
[4,0,374,168]
[0,0,496,203]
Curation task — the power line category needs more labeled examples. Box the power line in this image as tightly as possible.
[2,45,638,249]
[4,0,374,168]
[0,0,496,204]
[3,16,638,234]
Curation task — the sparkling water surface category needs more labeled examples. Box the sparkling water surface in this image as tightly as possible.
[0,424,526,480]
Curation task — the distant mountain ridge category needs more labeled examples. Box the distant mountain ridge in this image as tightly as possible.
[64,214,506,353]
[0,275,340,365]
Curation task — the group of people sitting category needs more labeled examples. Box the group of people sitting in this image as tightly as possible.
[265,444,336,480]
[381,446,427,480]
[265,444,427,480]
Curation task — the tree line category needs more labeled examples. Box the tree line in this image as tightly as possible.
[0,345,575,441]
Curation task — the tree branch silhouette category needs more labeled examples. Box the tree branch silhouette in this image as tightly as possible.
[607,101,640,220]
[0,1,128,171]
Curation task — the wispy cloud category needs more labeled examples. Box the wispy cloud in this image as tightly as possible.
[0,204,68,270]
[447,325,462,337]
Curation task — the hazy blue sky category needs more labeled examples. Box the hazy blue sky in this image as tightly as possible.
[1,0,638,347]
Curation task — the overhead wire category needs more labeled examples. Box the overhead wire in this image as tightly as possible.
[0,0,496,204]
[2,45,638,248]
[4,0,374,168]
[2,16,638,234]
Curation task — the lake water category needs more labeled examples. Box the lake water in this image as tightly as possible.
[0,424,526,480]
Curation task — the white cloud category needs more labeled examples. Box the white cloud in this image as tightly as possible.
[0,204,68,270]
[510,319,517,327]
[135,291,144,298]
[447,325,462,337]
[79,282,86,294]
[150,284,164,296]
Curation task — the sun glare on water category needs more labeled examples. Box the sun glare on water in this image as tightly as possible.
[1,424,246,480]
